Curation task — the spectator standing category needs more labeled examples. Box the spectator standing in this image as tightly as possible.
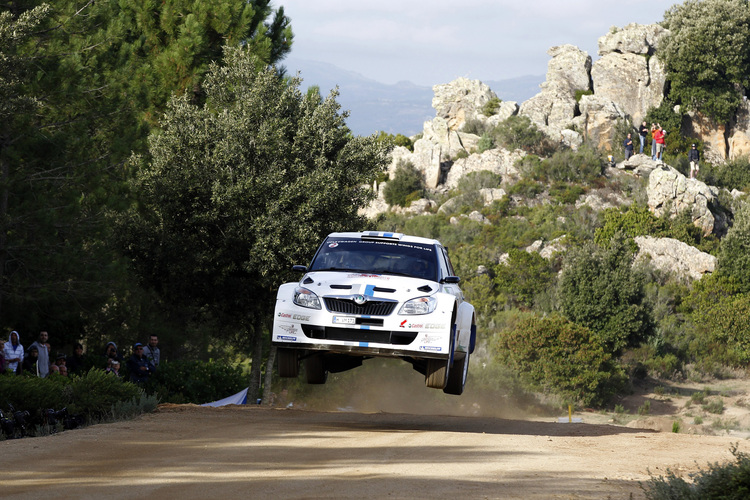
[653,125,666,161]
[55,353,66,370]
[58,365,68,377]
[67,343,86,375]
[106,359,121,377]
[638,121,648,154]
[624,133,634,160]
[3,331,23,374]
[21,345,40,376]
[650,123,658,160]
[29,331,51,378]
[142,335,160,368]
[103,341,123,368]
[127,343,155,384]
[689,143,700,179]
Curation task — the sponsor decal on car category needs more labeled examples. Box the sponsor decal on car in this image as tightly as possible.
[277,336,297,342]
[421,334,442,344]
[277,323,299,335]
[347,274,390,279]
[424,323,446,330]
[419,346,443,352]
[292,314,311,321]
[277,312,291,318]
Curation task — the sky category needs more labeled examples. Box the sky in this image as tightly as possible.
[275,0,678,86]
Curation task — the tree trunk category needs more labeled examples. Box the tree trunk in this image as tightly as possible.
[262,345,277,405]
[247,316,264,404]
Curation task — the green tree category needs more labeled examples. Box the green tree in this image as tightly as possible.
[383,160,424,207]
[558,237,653,353]
[717,201,750,292]
[661,0,750,123]
[115,46,390,400]
[494,249,555,309]
[496,314,626,407]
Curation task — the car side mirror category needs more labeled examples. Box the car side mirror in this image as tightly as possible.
[292,265,308,272]
[442,276,460,284]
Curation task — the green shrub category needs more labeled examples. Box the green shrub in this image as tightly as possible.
[496,314,626,407]
[703,156,750,192]
[146,359,246,404]
[481,96,502,116]
[494,249,555,309]
[549,182,585,205]
[456,170,502,193]
[717,201,750,292]
[492,115,556,156]
[383,160,424,207]
[477,133,495,153]
[643,445,750,499]
[507,178,544,198]
[575,89,593,103]
[558,237,653,353]
[534,146,604,184]
[462,118,489,136]
[375,131,414,152]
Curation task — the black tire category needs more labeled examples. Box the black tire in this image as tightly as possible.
[305,354,328,384]
[425,358,450,389]
[444,351,469,395]
[277,348,299,378]
[425,323,455,389]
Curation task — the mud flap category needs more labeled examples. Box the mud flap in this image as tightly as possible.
[469,323,477,354]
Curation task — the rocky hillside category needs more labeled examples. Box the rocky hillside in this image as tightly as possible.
[363,23,749,283]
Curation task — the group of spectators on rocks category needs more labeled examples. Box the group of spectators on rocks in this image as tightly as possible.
[624,122,700,178]
[1,330,161,384]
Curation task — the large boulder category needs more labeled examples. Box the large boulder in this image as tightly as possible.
[683,111,729,163]
[647,164,726,235]
[591,52,666,126]
[634,236,717,280]
[617,153,662,177]
[432,77,499,131]
[519,45,591,134]
[444,148,524,189]
[575,95,627,150]
[597,23,669,56]
[728,100,750,159]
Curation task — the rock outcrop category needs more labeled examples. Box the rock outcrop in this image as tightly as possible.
[432,77,499,131]
[444,149,523,189]
[647,165,727,236]
[635,236,717,280]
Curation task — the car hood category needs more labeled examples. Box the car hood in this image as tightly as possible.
[301,271,438,300]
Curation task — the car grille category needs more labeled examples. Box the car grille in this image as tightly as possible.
[323,298,397,316]
[301,325,417,345]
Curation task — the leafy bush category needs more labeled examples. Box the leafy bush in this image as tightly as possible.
[481,96,502,116]
[703,156,750,192]
[477,133,494,153]
[549,182,585,205]
[456,170,502,193]
[0,369,145,425]
[494,249,555,309]
[507,178,544,198]
[643,444,750,500]
[575,89,593,103]
[462,118,490,136]
[717,201,750,292]
[558,237,653,353]
[375,131,414,152]
[146,359,246,404]
[495,314,626,407]
[492,115,556,156]
[383,160,424,207]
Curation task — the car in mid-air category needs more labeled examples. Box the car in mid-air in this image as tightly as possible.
[271,231,476,395]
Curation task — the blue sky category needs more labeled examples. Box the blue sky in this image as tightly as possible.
[277,0,678,86]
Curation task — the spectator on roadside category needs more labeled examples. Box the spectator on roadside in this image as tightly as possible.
[650,123,658,160]
[638,121,648,154]
[0,349,4,373]
[21,345,40,376]
[624,133,634,160]
[67,343,86,375]
[3,331,24,375]
[55,353,66,370]
[126,343,154,384]
[689,143,700,179]
[29,331,51,378]
[48,364,60,376]
[105,359,121,377]
[58,365,68,377]
[103,341,123,368]
[142,335,160,368]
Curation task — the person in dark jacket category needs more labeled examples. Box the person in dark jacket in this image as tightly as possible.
[624,133,634,160]
[126,343,155,384]
[688,143,700,179]
[638,121,648,154]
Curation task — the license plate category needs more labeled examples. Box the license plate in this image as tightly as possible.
[332,316,356,325]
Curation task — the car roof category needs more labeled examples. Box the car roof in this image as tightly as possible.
[326,231,442,247]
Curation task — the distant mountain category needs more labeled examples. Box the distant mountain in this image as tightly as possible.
[282,57,543,137]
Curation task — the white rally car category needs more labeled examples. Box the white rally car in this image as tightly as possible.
[272,231,476,395]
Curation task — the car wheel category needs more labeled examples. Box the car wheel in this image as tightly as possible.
[305,353,328,384]
[444,351,469,395]
[277,348,299,378]
[425,323,455,389]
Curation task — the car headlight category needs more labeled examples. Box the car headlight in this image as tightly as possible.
[399,296,437,315]
[293,287,321,309]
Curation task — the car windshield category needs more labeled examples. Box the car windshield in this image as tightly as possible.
[309,238,439,281]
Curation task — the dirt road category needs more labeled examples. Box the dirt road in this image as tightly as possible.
[0,404,742,499]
